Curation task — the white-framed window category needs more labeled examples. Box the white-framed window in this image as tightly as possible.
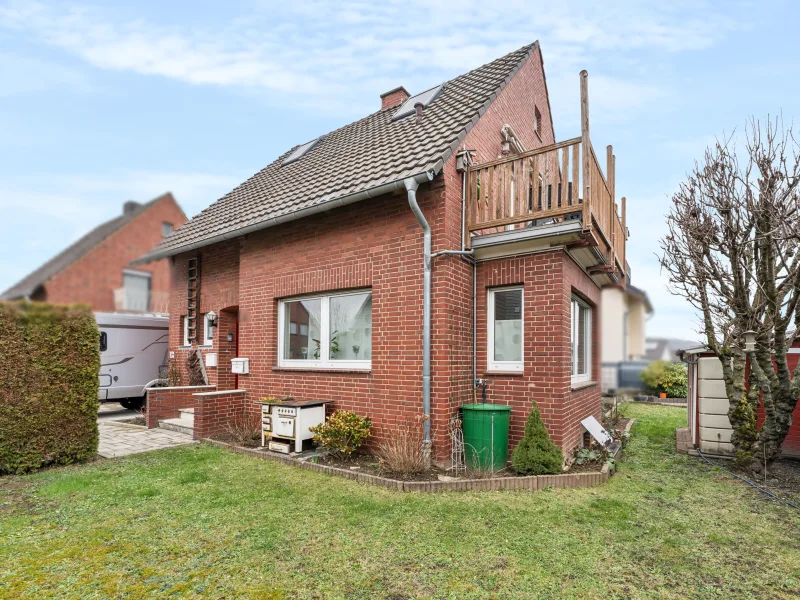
[278,290,372,369]
[182,313,214,347]
[121,269,151,311]
[162,222,174,237]
[571,295,592,384]
[487,286,523,372]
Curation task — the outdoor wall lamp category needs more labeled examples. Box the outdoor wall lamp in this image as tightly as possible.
[743,330,757,352]
[207,311,218,327]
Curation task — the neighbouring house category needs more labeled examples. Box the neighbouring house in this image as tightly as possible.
[1,193,186,313]
[601,276,652,363]
[645,337,698,362]
[135,42,629,462]
[681,345,800,457]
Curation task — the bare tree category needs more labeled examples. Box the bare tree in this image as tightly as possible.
[660,117,800,470]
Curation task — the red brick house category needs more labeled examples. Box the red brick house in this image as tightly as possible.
[136,42,628,462]
[2,193,186,312]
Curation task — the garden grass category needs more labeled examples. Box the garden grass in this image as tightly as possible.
[1,404,799,599]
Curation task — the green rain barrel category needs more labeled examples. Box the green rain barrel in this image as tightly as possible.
[461,403,511,472]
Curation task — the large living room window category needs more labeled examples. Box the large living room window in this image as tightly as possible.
[487,287,523,372]
[278,290,372,369]
[571,295,592,384]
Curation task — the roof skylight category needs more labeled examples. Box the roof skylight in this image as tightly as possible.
[392,84,443,120]
[283,137,322,165]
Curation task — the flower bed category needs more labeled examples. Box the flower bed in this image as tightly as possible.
[202,419,635,493]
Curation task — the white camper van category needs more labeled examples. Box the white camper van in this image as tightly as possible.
[96,312,169,410]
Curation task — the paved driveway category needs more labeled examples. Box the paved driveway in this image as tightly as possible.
[98,403,196,458]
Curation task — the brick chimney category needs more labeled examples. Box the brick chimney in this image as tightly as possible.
[123,200,141,216]
[380,86,410,110]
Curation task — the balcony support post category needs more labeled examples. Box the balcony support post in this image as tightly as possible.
[580,70,591,232]
[621,196,627,283]
[607,145,615,265]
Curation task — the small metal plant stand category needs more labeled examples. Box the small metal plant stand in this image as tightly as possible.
[448,416,466,476]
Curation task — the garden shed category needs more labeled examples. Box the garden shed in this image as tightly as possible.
[682,345,800,457]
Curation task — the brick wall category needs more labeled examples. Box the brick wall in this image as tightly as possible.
[475,249,601,454]
[757,349,800,454]
[169,239,240,388]
[146,385,215,428]
[42,194,186,311]
[193,390,251,440]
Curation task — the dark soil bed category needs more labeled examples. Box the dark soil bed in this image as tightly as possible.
[731,457,800,501]
[211,433,261,448]
[567,460,607,473]
[317,454,448,481]
[117,417,146,426]
[317,452,604,481]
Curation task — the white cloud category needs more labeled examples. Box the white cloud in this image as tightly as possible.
[0,0,738,115]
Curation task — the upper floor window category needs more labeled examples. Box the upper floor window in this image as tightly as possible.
[122,270,151,312]
[534,105,542,138]
[162,222,174,237]
[571,295,592,384]
[278,290,372,369]
[487,287,523,372]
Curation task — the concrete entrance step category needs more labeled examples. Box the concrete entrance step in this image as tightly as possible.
[178,407,195,418]
[159,412,194,436]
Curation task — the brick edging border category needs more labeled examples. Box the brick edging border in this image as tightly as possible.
[202,438,623,493]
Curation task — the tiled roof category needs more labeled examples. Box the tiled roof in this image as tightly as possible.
[1,194,173,300]
[141,42,539,261]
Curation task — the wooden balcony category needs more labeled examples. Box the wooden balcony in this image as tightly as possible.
[464,72,626,286]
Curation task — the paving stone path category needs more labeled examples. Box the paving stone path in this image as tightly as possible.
[97,403,196,458]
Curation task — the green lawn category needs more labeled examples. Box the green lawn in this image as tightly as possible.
[1,404,799,599]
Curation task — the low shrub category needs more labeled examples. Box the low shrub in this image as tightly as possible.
[511,405,563,475]
[223,410,262,447]
[0,301,100,474]
[640,360,688,398]
[377,414,429,475]
[310,410,371,458]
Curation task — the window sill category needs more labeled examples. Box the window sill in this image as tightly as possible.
[570,380,597,391]
[272,366,372,375]
[485,370,525,377]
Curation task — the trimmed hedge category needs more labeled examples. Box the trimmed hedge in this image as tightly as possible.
[0,301,100,474]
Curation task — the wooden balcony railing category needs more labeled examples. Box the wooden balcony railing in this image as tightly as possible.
[464,71,626,281]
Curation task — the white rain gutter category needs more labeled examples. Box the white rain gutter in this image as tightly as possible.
[132,170,438,265]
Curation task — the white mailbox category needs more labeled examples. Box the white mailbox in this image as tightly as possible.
[231,357,249,374]
[205,353,218,367]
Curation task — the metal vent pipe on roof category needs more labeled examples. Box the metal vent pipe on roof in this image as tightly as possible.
[404,175,433,460]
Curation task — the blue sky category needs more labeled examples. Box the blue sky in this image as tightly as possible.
[1,0,798,341]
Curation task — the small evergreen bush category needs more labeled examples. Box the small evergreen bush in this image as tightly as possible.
[640,360,688,398]
[310,410,371,458]
[511,405,563,475]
